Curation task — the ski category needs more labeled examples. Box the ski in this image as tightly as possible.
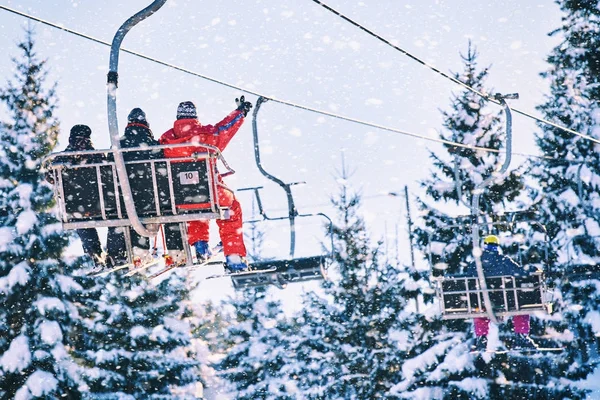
[148,250,220,279]
[186,245,225,271]
[147,260,186,280]
[91,262,133,277]
[470,347,564,355]
[205,267,277,281]
[509,347,564,353]
[124,259,161,277]
[187,259,227,271]
[149,243,224,280]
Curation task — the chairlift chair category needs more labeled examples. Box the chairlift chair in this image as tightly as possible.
[44,144,236,266]
[428,93,553,321]
[226,96,334,289]
[428,217,553,320]
[45,1,331,282]
[43,0,233,268]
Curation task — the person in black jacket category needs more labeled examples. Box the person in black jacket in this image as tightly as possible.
[119,108,163,161]
[51,125,105,266]
[106,108,170,267]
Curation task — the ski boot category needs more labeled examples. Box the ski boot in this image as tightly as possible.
[225,255,248,273]
[132,247,154,269]
[193,241,212,263]
[164,250,187,267]
[106,255,127,270]
[86,253,109,275]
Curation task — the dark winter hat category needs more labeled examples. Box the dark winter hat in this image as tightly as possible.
[128,107,149,126]
[69,124,92,139]
[176,101,197,120]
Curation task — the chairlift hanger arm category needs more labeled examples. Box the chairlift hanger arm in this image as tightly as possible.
[313,212,334,260]
[107,0,167,238]
[238,186,269,221]
[471,92,517,324]
[252,96,298,258]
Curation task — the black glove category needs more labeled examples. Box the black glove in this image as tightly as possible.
[235,95,253,117]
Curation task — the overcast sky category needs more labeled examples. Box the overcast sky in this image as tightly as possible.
[0,0,564,302]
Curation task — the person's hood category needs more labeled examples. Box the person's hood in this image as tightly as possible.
[172,119,201,140]
[161,119,202,144]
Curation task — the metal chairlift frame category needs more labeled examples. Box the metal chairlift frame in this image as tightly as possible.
[428,218,552,319]
[232,96,334,289]
[107,0,167,239]
[44,143,234,228]
[44,143,236,265]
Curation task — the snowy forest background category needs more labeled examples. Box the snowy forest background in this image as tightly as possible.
[2,0,600,399]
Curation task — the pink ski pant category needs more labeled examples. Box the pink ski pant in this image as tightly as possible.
[474,315,530,336]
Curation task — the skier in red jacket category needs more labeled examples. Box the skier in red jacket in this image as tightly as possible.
[159,97,252,272]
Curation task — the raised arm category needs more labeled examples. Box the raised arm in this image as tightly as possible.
[207,96,253,151]
[207,109,245,151]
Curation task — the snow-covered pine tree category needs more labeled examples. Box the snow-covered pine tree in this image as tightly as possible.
[409,42,588,398]
[528,0,600,391]
[206,177,306,399]
[287,160,432,399]
[186,299,233,399]
[0,28,91,398]
[74,271,200,398]
[216,287,298,399]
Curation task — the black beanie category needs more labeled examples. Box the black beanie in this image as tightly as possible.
[128,107,149,126]
[176,101,197,120]
[69,124,92,139]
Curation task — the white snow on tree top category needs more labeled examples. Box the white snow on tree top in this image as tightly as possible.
[14,370,58,399]
[449,377,488,399]
[34,297,66,316]
[0,261,31,294]
[0,335,31,373]
[38,320,63,345]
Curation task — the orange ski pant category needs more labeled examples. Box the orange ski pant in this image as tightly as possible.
[186,185,247,257]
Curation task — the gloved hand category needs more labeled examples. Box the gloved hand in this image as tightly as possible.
[235,95,253,117]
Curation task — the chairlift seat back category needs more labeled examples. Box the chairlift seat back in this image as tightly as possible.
[58,164,118,220]
[168,161,213,211]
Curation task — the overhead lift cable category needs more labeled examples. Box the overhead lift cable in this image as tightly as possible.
[309,0,600,146]
[0,5,562,160]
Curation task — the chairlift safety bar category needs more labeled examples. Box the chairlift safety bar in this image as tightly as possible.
[436,274,548,320]
[45,144,234,230]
